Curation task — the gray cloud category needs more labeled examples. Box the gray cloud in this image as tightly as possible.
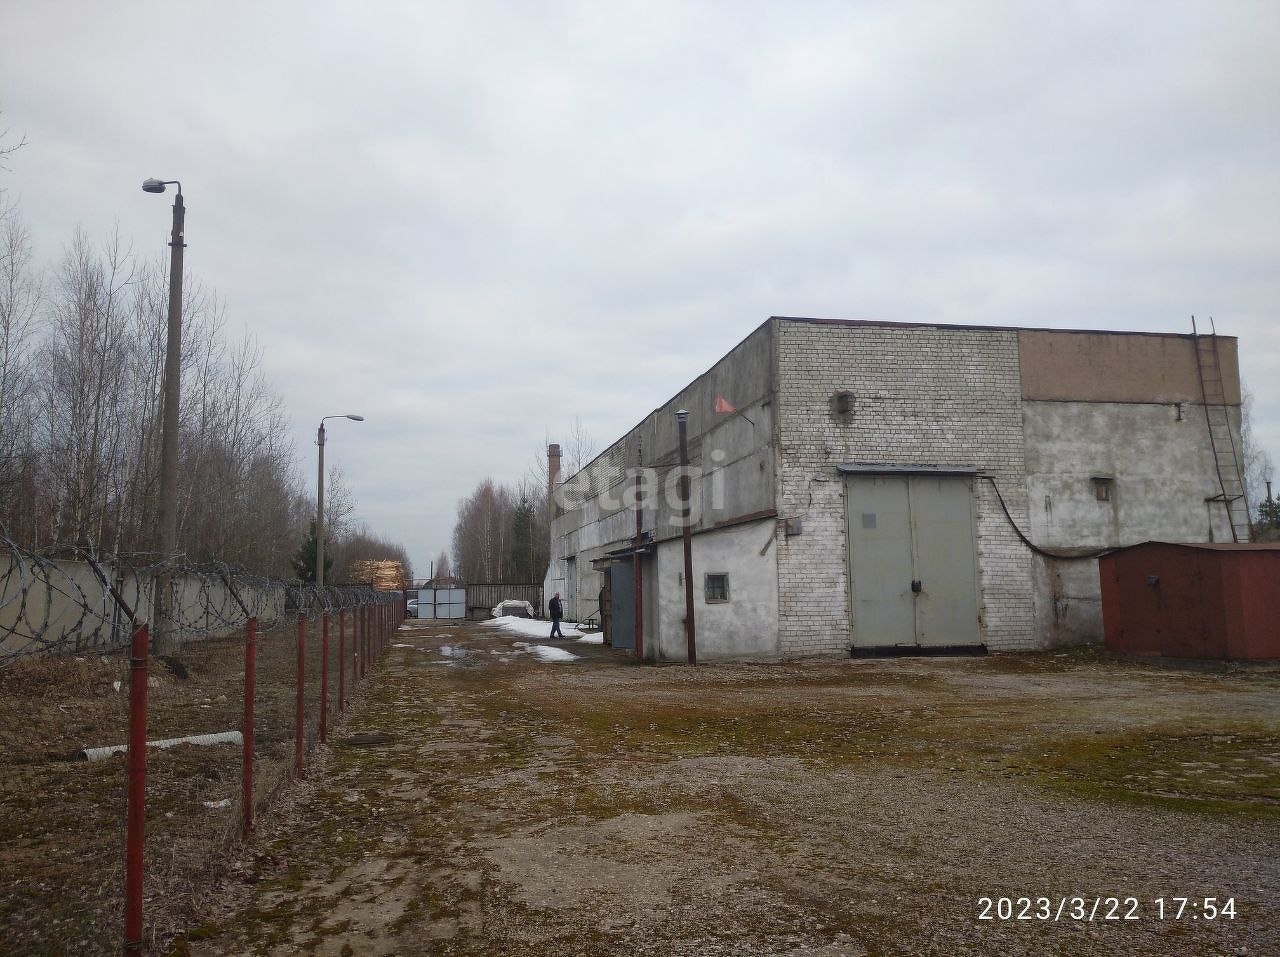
[4,0,1277,575]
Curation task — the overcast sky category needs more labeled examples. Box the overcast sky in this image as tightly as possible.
[3,0,1277,577]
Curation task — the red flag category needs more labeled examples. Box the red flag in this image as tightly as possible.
[714,395,735,414]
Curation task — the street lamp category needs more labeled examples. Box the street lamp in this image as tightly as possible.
[316,414,364,588]
[142,177,184,649]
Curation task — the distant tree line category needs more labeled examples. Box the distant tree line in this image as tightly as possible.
[448,421,596,584]
[0,181,410,580]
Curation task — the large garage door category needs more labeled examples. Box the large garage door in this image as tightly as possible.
[846,474,980,649]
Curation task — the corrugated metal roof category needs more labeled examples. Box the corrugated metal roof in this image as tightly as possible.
[1105,541,1280,553]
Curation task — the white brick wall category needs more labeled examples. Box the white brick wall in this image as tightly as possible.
[774,320,1037,655]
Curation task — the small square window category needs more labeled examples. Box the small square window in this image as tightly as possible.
[1092,477,1113,502]
[705,573,730,603]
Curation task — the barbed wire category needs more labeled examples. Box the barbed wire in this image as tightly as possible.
[0,528,401,666]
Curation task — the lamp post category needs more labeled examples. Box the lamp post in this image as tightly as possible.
[142,178,184,649]
[316,414,364,588]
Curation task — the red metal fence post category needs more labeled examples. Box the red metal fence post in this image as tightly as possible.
[295,614,306,779]
[319,611,330,743]
[242,616,257,839]
[359,605,367,679]
[124,622,149,954]
[337,609,346,712]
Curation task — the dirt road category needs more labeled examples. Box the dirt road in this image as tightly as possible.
[187,621,1279,956]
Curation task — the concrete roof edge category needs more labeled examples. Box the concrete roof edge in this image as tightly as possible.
[769,315,1238,342]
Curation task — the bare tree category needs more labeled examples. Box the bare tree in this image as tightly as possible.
[451,478,515,582]
[0,115,26,173]
[1241,387,1274,524]
[0,203,408,579]
[40,228,136,547]
[0,200,40,532]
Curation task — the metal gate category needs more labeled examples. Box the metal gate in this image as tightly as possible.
[412,588,466,619]
[845,473,980,648]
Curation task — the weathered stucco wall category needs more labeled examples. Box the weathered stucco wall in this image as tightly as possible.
[773,319,1037,655]
[649,519,779,661]
[1023,399,1241,645]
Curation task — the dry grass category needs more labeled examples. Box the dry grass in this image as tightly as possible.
[0,616,360,956]
[182,625,1280,957]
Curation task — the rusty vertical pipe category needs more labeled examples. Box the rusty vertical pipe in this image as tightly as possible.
[242,616,257,839]
[633,441,644,661]
[319,611,330,743]
[676,410,697,665]
[123,622,149,954]
[337,609,346,711]
[294,614,306,779]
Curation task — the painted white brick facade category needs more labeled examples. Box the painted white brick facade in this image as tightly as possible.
[773,320,1037,655]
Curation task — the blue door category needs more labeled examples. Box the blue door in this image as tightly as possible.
[609,564,634,651]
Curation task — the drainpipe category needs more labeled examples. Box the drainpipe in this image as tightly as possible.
[676,410,697,664]
[633,439,644,661]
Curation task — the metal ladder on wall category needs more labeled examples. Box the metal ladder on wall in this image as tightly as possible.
[1192,316,1253,542]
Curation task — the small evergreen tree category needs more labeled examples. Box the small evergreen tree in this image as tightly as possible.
[291,520,332,582]
[1257,487,1280,537]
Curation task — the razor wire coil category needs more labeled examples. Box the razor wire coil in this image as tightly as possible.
[0,527,401,666]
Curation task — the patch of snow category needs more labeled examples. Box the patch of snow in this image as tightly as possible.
[489,615,592,640]
[392,642,416,649]
[524,643,581,663]
[203,798,232,810]
[576,634,604,645]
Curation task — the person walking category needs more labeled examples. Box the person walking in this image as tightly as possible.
[549,592,565,639]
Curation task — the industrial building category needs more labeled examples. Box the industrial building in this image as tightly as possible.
[544,317,1248,659]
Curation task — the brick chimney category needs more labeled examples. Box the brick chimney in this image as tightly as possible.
[548,443,562,499]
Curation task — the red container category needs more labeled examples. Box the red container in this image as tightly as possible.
[1099,542,1280,661]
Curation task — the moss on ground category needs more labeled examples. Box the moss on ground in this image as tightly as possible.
[1030,728,1280,819]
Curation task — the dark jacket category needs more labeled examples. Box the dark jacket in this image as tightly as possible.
[549,596,563,619]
